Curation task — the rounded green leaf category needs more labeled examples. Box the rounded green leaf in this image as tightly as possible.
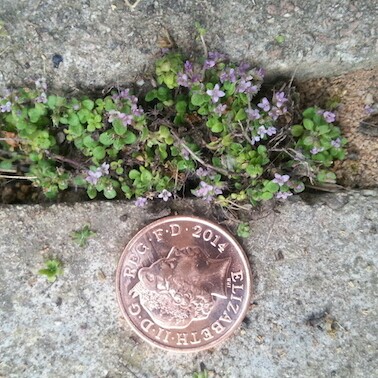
[303,119,314,130]
[104,187,117,199]
[124,130,137,144]
[99,132,114,146]
[93,146,106,160]
[191,93,206,106]
[291,125,304,137]
[82,99,95,111]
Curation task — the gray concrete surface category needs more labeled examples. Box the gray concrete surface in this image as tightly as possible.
[0,0,377,91]
[0,191,377,377]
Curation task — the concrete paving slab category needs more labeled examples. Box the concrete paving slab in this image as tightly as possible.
[0,0,377,91]
[0,191,377,377]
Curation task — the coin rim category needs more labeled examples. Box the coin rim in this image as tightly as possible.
[115,215,252,353]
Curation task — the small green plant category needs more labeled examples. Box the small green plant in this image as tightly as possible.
[38,259,63,282]
[71,224,96,247]
[237,222,251,238]
[193,369,208,378]
[275,34,286,44]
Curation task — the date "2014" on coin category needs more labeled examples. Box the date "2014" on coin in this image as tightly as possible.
[151,223,229,253]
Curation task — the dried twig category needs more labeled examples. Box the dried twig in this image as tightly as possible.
[170,130,231,177]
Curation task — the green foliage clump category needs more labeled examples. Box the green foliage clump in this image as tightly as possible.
[38,259,63,282]
[71,224,96,247]
[0,38,347,213]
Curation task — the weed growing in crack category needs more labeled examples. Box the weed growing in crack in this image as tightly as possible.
[0,33,347,225]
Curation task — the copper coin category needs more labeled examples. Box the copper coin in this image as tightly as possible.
[116,216,252,352]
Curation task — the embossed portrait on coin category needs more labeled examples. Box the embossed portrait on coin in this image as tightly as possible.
[129,246,231,329]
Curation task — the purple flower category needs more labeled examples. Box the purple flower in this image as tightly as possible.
[257,97,271,112]
[220,68,237,83]
[193,181,222,202]
[35,78,47,91]
[266,126,277,136]
[257,126,268,137]
[237,79,252,93]
[158,189,172,202]
[108,110,120,122]
[246,108,261,120]
[238,62,251,75]
[118,113,133,126]
[85,170,102,185]
[273,92,288,108]
[272,173,290,186]
[135,197,147,207]
[268,106,281,120]
[36,92,48,103]
[276,191,293,200]
[184,60,193,73]
[204,60,216,70]
[331,138,341,148]
[100,162,110,175]
[208,52,225,61]
[206,84,225,103]
[131,104,144,116]
[177,72,190,87]
[323,111,336,123]
[214,104,227,116]
[181,147,190,160]
[196,167,211,177]
[72,103,81,111]
[364,105,374,114]
[310,147,324,155]
[0,101,12,112]
[251,135,260,145]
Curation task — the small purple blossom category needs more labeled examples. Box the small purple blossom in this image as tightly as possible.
[246,108,261,120]
[206,84,225,103]
[85,170,102,185]
[158,189,172,202]
[268,106,281,120]
[238,62,251,75]
[193,181,222,202]
[257,97,271,112]
[204,60,216,70]
[272,173,290,186]
[35,78,47,91]
[266,126,277,136]
[237,79,252,93]
[220,68,237,83]
[118,113,133,126]
[208,52,225,61]
[310,147,324,155]
[364,104,374,114]
[135,197,147,207]
[0,101,12,112]
[184,60,193,73]
[276,191,293,200]
[36,92,48,103]
[273,92,288,108]
[251,135,260,145]
[177,72,190,87]
[214,104,227,116]
[257,126,268,137]
[181,147,190,160]
[323,111,336,123]
[108,110,120,122]
[131,104,144,116]
[100,162,110,175]
[72,103,81,111]
[331,138,341,148]
[196,167,211,177]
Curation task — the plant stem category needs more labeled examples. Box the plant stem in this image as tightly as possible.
[170,130,231,177]
[0,174,36,180]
